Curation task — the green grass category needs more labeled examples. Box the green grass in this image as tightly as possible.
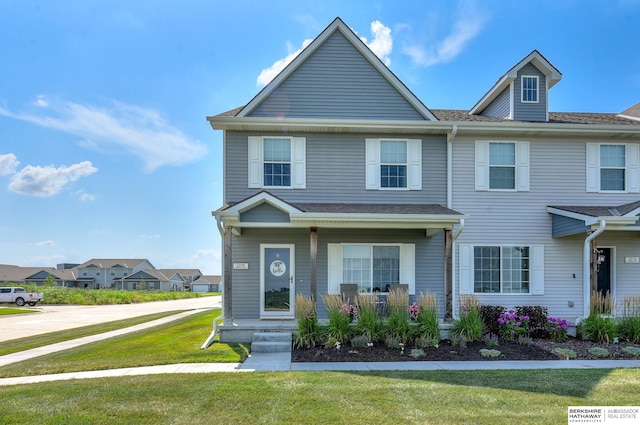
[0,309,248,377]
[0,311,186,356]
[0,307,38,316]
[0,368,638,424]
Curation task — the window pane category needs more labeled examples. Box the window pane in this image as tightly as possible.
[522,77,538,102]
[343,246,370,293]
[490,143,515,166]
[263,163,290,187]
[264,138,291,161]
[474,246,500,293]
[380,140,407,163]
[381,165,407,188]
[501,246,529,293]
[600,145,625,167]
[601,169,625,191]
[489,167,515,189]
[373,246,399,293]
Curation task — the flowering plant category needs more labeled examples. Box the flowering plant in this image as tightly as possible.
[497,310,530,341]
[340,303,358,321]
[547,317,570,342]
[408,303,420,321]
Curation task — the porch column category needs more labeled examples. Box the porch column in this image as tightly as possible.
[444,228,453,319]
[310,227,318,305]
[223,225,233,320]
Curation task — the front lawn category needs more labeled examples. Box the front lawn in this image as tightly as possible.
[0,307,38,316]
[0,309,248,377]
[0,368,639,424]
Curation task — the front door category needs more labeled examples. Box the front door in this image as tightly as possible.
[261,244,295,318]
[596,247,612,297]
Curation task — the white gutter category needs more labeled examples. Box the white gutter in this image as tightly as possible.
[201,215,228,349]
[581,220,606,319]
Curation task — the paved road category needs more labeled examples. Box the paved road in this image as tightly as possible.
[0,296,221,343]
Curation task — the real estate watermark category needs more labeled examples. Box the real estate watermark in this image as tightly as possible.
[568,407,639,424]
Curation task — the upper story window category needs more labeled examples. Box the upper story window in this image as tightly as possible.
[521,75,538,103]
[366,138,422,190]
[475,141,529,191]
[248,136,306,189]
[380,140,407,188]
[586,143,640,193]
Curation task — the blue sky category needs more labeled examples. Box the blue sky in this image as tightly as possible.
[1,1,639,275]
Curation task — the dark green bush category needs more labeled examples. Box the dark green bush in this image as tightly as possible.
[479,305,505,335]
[515,305,549,338]
[578,313,616,343]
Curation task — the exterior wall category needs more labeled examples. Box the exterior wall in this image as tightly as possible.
[225,131,447,205]
[229,228,447,319]
[552,215,589,237]
[249,31,425,120]
[240,203,290,222]
[481,87,511,118]
[452,136,640,320]
[513,63,547,122]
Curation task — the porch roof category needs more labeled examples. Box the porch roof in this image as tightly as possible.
[214,191,466,233]
[547,200,640,237]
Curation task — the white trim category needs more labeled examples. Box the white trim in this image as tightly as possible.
[260,244,295,318]
[366,138,422,190]
[475,140,529,191]
[247,136,306,190]
[586,142,640,193]
[520,75,539,103]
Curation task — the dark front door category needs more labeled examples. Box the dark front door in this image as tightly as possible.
[596,247,611,296]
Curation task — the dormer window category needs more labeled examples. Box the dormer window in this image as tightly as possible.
[521,76,538,103]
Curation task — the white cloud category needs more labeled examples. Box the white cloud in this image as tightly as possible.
[358,21,393,66]
[33,240,56,247]
[0,98,208,173]
[402,2,486,67]
[257,39,313,86]
[256,20,394,87]
[74,190,95,201]
[181,248,221,275]
[8,161,98,197]
[0,153,19,176]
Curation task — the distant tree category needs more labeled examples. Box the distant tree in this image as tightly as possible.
[44,275,57,287]
[138,278,147,291]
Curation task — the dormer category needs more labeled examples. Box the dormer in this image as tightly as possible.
[469,50,562,122]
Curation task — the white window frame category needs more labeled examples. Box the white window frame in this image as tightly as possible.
[586,143,640,193]
[475,140,529,191]
[459,244,544,295]
[327,243,415,295]
[521,75,539,103]
[366,138,422,190]
[248,136,306,189]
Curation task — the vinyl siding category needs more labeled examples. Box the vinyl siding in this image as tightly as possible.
[453,136,640,320]
[225,131,447,205]
[513,63,547,122]
[480,86,511,118]
[249,31,426,120]
[240,203,290,223]
[229,228,446,319]
[551,215,589,237]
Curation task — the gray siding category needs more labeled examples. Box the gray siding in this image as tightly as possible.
[225,131,447,205]
[481,87,510,118]
[513,63,547,122]
[240,203,290,223]
[453,136,640,320]
[250,31,426,120]
[551,215,589,237]
[230,228,446,319]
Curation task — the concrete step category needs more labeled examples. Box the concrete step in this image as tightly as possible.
[251,332,292,353]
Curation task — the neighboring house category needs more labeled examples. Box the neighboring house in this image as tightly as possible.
[208,17,640,342]
[192,275,221,293]
[120,269,180,291]
[0,264,77,286]
[76,259,155,289]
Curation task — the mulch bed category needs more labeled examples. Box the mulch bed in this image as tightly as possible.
[291,338,640,362]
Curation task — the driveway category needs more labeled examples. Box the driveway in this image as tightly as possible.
[0,296,221,343]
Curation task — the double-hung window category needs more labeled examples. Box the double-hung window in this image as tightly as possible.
[475,141,529,191]
[521,75,538,103]
[366,138,421,190]
[586,143,640,192]
[459,244,544,295]
[248,136,306,189]
[327,243,415,294]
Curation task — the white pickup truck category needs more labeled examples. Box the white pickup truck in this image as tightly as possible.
[0,287,44,306]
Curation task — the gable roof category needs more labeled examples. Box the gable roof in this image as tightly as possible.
[619,102,640,122]
[77,259,153,269]
[235,17,436,121]
[469,50,562,115]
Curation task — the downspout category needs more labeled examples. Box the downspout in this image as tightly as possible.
[447,125,462,319]
[581,220,606,320]
[201,215,226,349]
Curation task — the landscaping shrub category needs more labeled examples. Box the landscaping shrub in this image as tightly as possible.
[617,295,640,344]
[354,294,384,342]
[451,309,484,342]
[547,317,570,342]
[321,294,352,343]
[515,305,549,338]
[553,348,577,359]
[415,291,440,341]
[497,310,530,342]
[386,288,410,343]
[621,347,640,356]
[483,333,499,347]
[588,347,610,358]
[479,305,505,336]
[294,294,321,349]
[479,349,501,358]
[578,313,617,343]
[350,335,372,348]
